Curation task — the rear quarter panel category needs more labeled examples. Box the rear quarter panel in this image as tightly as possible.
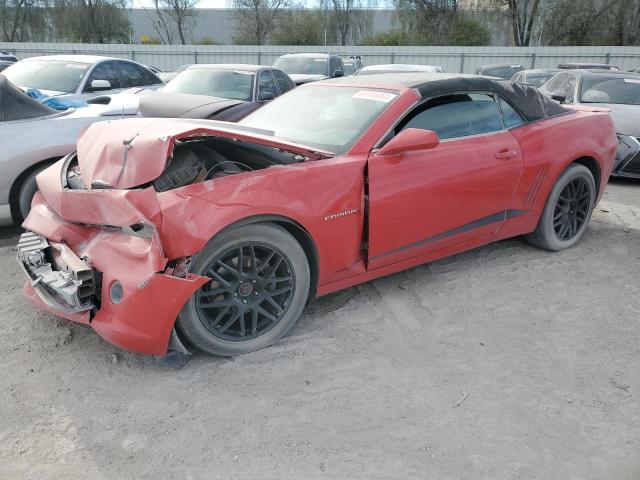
[500,109,617,238]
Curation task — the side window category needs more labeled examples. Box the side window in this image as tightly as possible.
[272,70,293,95]
[499,97,525,128]
[84,61,121,91]
[329,57,341,75]
[398,93,503,140]
[258,70,277,100]
[564,75,577,102]
[117,61,149,88]
[144,68,162,85]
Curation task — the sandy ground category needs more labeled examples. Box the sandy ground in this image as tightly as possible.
[0,179,638,480]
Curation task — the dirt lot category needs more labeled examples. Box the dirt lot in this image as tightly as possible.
[0,179,638,480]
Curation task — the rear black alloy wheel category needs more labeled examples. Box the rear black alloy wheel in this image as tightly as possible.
[553,177,592,241]
[177,223,310,356]
[196,243,295,342]
[526,163,596,251]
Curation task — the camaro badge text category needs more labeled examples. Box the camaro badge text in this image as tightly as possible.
[324,208,360,221]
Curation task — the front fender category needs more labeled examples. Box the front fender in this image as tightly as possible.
[156,157,367,286]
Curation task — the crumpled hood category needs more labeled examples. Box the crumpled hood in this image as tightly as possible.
[590,103,640,136]
[289,74,328,85]
[76,117,333,190]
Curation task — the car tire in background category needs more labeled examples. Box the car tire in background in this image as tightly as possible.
[17,163,51,221]
[177,222,310,356]
[526,163,596,251]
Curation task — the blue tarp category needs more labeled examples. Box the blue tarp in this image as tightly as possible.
[26,89,88,111]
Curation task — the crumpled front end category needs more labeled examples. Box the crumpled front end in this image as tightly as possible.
[19,170,208,356]
[18,118,330,356]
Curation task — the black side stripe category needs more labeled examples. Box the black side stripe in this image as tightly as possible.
[371,209,527,261]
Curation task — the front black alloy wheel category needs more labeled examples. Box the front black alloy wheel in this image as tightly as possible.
[196,243,295,342]
[177,223,310,356]
[526,163,596,251]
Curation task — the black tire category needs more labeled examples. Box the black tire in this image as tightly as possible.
[17,164,50,221]
[176,223,310,356]
[526,163,596,251]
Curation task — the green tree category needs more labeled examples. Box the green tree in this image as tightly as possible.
[271,9,324,45]
[53,0,132,43]
[359,30,406,46]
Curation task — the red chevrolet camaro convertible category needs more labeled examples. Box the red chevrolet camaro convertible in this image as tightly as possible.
[18,74,617,360]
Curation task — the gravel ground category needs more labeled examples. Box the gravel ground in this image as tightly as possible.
[0,180,638,480]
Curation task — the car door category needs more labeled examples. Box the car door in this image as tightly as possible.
[82,61,122,94]
[367,93,524,270]
[117,61,155,91]
[256,70,278,102]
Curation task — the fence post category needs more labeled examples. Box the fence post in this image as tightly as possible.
[605,52,611,65]
[194,50,198,64]
[531,53,536,69]
[131,50,136,61]
[258,50,262,65]
[460,53,465,73]
[391,51,395,64]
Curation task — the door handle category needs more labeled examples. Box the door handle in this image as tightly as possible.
[495,150,517,160]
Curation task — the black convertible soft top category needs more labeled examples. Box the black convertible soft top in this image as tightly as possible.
[0,76,57,121]
[330,73,569,122]
[415,75,569,122]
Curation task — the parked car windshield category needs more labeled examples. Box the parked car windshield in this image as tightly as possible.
[481,65,524,79]
[163,69,254,101]
[272,57,328,76]
[526,72,557,88]
[580,76,640,104]
[343,62,358,75]
[240,86,398,153]
[2,60,89,93]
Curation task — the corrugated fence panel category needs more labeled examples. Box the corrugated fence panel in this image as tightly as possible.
[1,43,639,73]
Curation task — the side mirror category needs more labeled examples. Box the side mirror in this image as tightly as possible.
[333,69,344,78]
[377,128,440,157]
[258,90,275,101]
[549,90,567,103]
[89,79,111,92]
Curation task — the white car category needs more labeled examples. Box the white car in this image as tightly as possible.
[1,54,163,101]
[0,77,249,225]
[354,64,445,75]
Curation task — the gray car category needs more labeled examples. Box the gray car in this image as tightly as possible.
[0,77,252,226]
[539,69,640,178]
[1,54,163,101]
[272,53,345,85]
[511,69,561,88]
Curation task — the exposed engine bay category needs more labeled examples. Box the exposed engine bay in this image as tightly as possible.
[65,136,307,192]
[152,137,306,192]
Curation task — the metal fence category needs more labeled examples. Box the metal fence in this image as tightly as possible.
[2,43,640,73]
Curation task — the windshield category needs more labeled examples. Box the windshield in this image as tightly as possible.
[240,86,398,153]
[580,76,640,104]
[2,60,89,93]
[482,66,523,79]
[343,62,357,75]
[163,69,254,101]
[527,73,557,88]
[272,57,328,76]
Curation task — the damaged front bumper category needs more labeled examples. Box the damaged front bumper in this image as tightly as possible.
[18,231,99,317]
[19,191,209,356]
